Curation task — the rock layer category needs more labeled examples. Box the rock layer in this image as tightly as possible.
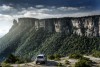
[15,15,100,37]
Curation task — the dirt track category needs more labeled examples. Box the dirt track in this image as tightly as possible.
[12,56,100,67]
[12,60,58,67]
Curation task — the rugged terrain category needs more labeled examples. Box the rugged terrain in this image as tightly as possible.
[0,15,100,61]
[11,56,100,67]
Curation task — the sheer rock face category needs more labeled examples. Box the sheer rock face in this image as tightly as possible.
[18,18,36,27]
[72,19,83,36]
[15,15,100,37]
[9,19,18,32]
[34,19,55,32]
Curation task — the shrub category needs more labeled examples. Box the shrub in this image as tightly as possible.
[80,57,92,63]
[65,60,70,65]
[75,60,91,67]
[15,60,24,64]
[69,53,83,59]
[54,57,60,61]
[1,62,13,67]
[4,54,24,64]
[48,55,55,60]
[57,63,63,67]
[48,54,61,60]
[54,54,61,61]
[92,50,100,58]
[54,54,61,58]
[75,57,92,67]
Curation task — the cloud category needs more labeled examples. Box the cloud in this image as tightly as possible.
[0,14,13,21]
[0,4,99,21]
[10,6,87,19]
[57,7,79,11]
[13,6,99,19]
[35,5,44,8]
[0,5,13,11]
[0,4,94,19]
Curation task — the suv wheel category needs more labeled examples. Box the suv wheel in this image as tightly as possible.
[36,61,38,64]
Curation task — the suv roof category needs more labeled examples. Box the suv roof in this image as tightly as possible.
[37,54,45,56]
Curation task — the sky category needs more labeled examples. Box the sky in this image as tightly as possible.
[0,0,100,37]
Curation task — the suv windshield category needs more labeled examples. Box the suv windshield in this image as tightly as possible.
[37,56,44,58]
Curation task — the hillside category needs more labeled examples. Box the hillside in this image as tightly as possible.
[0,15,100,61]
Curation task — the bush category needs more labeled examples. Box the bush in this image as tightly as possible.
[54,54,61,58]
[80,57,92,63]
[1,62,13,67]
[65,60,70,65]
[69,53,83,59]
[75,60,91,67]
[15,60,24,64]
[75,57,92,67]
[4,54,24,64]
[92,50,100,58]
[48,54,61,60]
[54,54,61,61]
[48,55,55,60]
[54,57,60,61]
[57,63,63,67]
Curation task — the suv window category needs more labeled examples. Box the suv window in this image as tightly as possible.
[37,56,44,58]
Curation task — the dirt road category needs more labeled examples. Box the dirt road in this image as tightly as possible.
[11,56,100,67]
[12,60,58,67]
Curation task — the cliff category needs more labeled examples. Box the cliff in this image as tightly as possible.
[15,15,100,37]
[0,15,100,62]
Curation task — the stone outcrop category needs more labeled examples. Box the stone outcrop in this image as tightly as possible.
[14,15,100,37]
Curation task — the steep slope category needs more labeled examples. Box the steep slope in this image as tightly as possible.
[15,30,100,60]
[15,28,52,59]
[0,19,35,61]
[0,16,100,61]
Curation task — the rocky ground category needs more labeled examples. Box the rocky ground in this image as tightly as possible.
[11,56,100,67]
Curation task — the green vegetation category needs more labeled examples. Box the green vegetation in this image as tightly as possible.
[65,60,70,65]
[48,55,55,60]
[69,53,93,66]
[54,54,61,61]
[48,54,61,60]
[57,63,63,67]
[3,54,24,64]
[69,53,83,59]
[74,55,92,67]
[75,57,92,67]
[69,54,93,67]
[1,62,13,67]
[92,50,100,58]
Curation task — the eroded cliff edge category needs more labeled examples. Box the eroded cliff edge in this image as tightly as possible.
[13,15,100,37]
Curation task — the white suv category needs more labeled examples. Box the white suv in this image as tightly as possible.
[35,54,47,64]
